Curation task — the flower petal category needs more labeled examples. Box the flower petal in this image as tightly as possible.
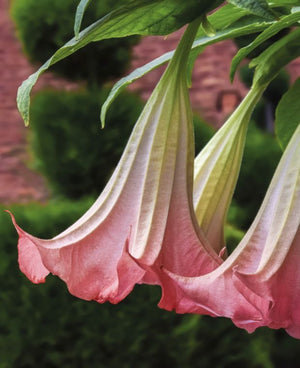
[193,85,264,254]
[8,211,49,284]
[165,123,300,336]
[11,20,221,305]
[235,123,300,337]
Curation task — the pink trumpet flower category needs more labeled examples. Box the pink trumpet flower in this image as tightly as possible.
[10,20,221,306]
[193,85,264,255]
[166,123,300,338]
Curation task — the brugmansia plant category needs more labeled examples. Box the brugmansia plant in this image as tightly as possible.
[10,0,300,339]
[11,20,222,307]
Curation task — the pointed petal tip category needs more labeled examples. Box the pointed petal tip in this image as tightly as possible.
[5,210,27,237]
[6,210,50,284]
[18,233,50,284]
[5,209,17,227]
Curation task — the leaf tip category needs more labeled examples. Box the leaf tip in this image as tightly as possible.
[229,61,237,83]
[100,110,106,129]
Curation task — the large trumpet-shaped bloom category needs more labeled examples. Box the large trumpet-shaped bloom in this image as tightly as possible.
[166,123,300,337]
[10,21,221,306]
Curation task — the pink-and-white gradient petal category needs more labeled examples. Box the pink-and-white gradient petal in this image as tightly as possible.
[166,124,300,337]
[10,21,221,306]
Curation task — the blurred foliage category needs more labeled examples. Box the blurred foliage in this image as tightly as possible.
[239,65,290,103]
[10,0,139,84]
[224,223,245,253]
[29,88,144,198]
[0,201,277,368]
[193,114,215,156]
[239,65,290,131]
[233,123,282,228]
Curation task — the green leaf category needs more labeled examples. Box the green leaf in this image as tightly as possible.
[17,0,221,125]
[268,0,300,6]
[275,78,300,149]
[230,10,300,81]
[101,17,271,124]
[74,0,92,39]
[292,6,300,13]
[197,3,249,31]
[228,0,276,19]
[251,27,300,87]
[201,15,216,37]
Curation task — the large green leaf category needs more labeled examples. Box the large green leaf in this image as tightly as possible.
[74,0,92,39]
[202,3,250,30]
[230,10,300,80]
[251,27,300,86]
[17,0,221,126]
[228,0,276,19]
[275,78,300,148]
[101,9,272,125]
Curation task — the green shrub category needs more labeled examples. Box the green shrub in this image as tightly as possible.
[11,0,139,84]
[233,123,282,228]
[193,114,214,155]
[29,88,144,198]
[238,66,290,132]
[0,200,275,368]
[224,222,245,253]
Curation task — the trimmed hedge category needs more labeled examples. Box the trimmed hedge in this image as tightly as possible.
[11,0,139,84]
[0,200,276,368]
[29,88,144,198]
